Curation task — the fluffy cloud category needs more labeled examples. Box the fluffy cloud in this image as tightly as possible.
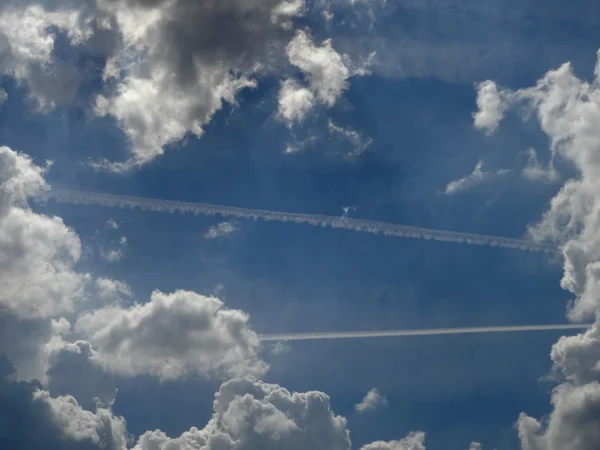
[0,3,110,109]
[473,80,511,133]
[132,376,352,450]
[286,30,349,106]
[33,389,128,449]
[94,277,133,304]
[0,355,126,450]
[518,383,600,450]
[277,29,350,123]
[355,388,387,413]
[360,432,426,450]
[94,0,305,167]
[277,78,315,122]
[474,50,600,450]
[0,147,88,320]
[46,340,117,410]
[76,290,268,380]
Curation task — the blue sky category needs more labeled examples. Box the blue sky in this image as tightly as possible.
[1,1,600,450]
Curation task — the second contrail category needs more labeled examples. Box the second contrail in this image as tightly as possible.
[259,323,591,341]
[42,189,558,254]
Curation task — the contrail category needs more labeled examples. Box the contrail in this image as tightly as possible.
[259,324,592,342]
[42,189,558,254]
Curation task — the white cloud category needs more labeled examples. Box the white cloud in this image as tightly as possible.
[205,222,238,240]
[518,383,600,450]
[132,376,352,450]
[467,443,482,450]
[94,277,133,304]
[267,340,291,356]
[47,340,117,410]
[286,30,349,107]
[76,290,268,380]
[0,88,6,106]
[444,161,488,194]
[278,78,316,122]
[100,235,128,262]
[93,0,305,167]
[475,50,600,450]
[0,4,102,109]
[328,120,372,157]
[106,219,119,230]
[523,148,559,183]
[0,147,88,319]
[33,389,128,449]
[360,432,426,450]
[444,161,509,195]
[355,388,387,413]
[473,80,511,133]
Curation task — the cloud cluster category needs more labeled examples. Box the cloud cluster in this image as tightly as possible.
[75,290,268,380]
[0,0,306,166]
[278,30,354,124]
[132,376,352,450]
[474,50,600,450]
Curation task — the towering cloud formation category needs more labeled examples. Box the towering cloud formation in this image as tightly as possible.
[475,50,600,450]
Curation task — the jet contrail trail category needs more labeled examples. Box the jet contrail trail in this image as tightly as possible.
[42,189,558,254]
[258,324,591,342]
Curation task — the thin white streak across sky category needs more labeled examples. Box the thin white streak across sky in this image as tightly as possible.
[258,324,591,342]
[43,189,559,254]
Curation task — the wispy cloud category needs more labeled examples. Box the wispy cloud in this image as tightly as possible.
[444,161,510,195]
[522,148,559,183]
[356,388,387,413]
[205,222,238,239]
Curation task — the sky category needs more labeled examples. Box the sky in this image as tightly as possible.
[1,0,600,449]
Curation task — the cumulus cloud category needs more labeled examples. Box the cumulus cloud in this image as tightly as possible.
[0,3,109,109]
[473,80,511,133]
[76,290,268,380]
[286,30,349,105]
[205,221,238,240]
[94,0,305,167]
[278,78,315,122]
[360,431,426,450]
[0,147,88,320]
[355,388,387,413]
[47,340,117,410]
[33,389,128,449]
[475,50,600,450]
[0,360,127,450]
[94,277,132,304]
[132,376,352,450]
